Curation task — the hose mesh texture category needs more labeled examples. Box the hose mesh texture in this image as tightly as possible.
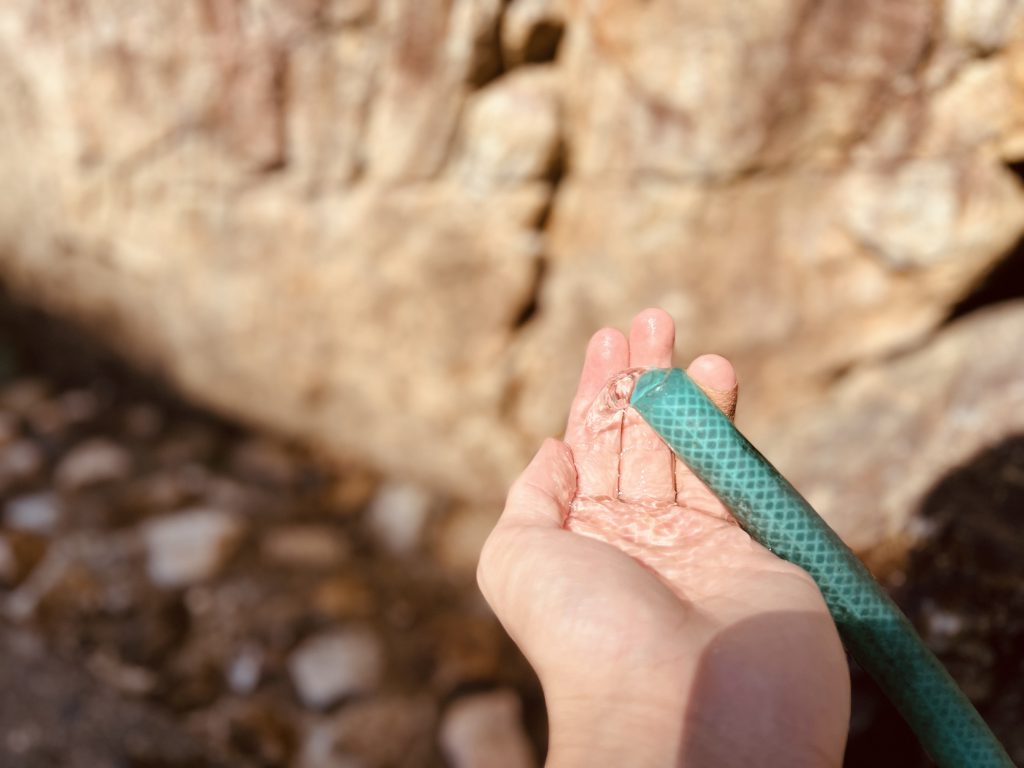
[631,368,1013,768]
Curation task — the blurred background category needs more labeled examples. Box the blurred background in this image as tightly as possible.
[0,0,1022,765]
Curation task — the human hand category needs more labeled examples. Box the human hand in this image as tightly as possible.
[477,309,850,767]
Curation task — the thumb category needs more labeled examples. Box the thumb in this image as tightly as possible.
[686,354,739,420]
[498,438,577,529]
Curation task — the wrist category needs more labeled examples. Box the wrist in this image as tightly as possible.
[544,685,688,767]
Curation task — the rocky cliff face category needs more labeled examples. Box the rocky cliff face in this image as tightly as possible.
[0,0,1023,554]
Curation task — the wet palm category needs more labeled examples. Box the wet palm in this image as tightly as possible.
[478,309,850,767]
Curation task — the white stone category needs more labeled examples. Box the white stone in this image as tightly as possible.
[143,508,244,588]
[4,492,61,534]
[55,439,132,490]
[440,689,536,768]
[927,608,965,639]
[288,626,383,710]
[227,643,264,695]
[366,483,433,556]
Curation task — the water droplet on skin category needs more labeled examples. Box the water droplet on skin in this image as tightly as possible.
[583,368,644,433]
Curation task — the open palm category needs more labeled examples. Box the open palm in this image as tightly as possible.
[478,309,850,767]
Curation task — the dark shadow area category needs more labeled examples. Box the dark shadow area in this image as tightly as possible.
[846,435,1024,766]
[946,233,1024,322]
[467,9,506,89]
[511,256,548,330]
[0,286,190,410]
[946,161,1024,323]
[520,21,565,64]
[512,135,567,332]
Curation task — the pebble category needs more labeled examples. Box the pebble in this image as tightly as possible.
[142,508,245,588]
[261,525,350,569]
[0,439,44,490]
[55,438,132,490]
[329,471,378,515]
[154,424,217,465]
[440,689,536,768]
[0,379,49,417]
[56,389,99,425]
[926,608,965,639]
[188,697,298,767]
[298,695,436,768]
[4,492,62,534]
[432,613,503,692]
[433,506,497,575]
[87,652,158,696]
[133,465,208,511]
[230,437,301,486]
[924,606,966,653]
[312,576,375,620]
[25,401,67,435]
[288,626,383,710]
[123,403,164,440]
[227,643,265,695]
[297,720,367,768]
[367,482,433,555]
[203,476,256,512]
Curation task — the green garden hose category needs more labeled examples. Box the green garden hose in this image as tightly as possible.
[630,368,1014,768]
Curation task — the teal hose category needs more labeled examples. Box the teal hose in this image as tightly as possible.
[630,368,1013,768]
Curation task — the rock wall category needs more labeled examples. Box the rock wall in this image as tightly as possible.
[1,0,1023,552]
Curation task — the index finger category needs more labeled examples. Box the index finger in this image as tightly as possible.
[564,328,629,499]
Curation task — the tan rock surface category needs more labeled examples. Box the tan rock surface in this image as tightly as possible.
[1,0,1023,553]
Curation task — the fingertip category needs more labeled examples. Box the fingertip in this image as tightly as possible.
[686,354,738,419]
[629,308,675,367]
[686,353,737,392]
[587,327,628,362]
[571,327,628,412]
[630,307,675,342]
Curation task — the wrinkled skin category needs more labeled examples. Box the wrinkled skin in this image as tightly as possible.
[478,309,850,767]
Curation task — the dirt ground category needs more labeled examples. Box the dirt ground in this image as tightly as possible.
[0,296,1019,767]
